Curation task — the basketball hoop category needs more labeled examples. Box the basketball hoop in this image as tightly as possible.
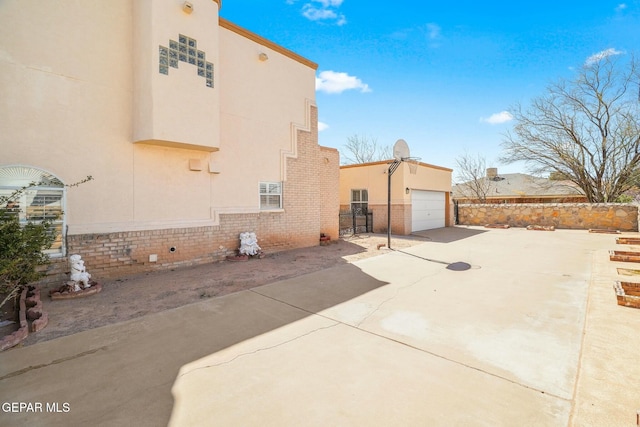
[403,156,421,174]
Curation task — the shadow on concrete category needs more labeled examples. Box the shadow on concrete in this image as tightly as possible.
[22,239,381,346]
[411,226,487,243]
[166,263,390,426]
[0,258,390,426]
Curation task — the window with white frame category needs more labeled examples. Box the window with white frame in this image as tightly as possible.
[0,166,65,256]
[259,182,282,210]
[351,189,368,213]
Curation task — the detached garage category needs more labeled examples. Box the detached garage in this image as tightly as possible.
[339,160,452,235]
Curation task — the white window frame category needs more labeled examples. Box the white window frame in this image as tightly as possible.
[259,181,283,210]
[0,165,66,257]
[350,188,368,213]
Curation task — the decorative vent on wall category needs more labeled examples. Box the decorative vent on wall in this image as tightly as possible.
[159,34,214,88]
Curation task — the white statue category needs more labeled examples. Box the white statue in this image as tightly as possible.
[69,254,92,291]
[238,232,261,256]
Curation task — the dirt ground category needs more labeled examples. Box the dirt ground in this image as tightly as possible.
[17,234,430,347]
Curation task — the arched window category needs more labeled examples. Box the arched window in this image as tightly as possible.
[0,166,65,256]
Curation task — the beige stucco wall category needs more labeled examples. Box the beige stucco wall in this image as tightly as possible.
[133,0,221,151]
[340,161,452,207]
[0,0,135,228]
[339,161,452,234]
[1,0,320,235]
[215,21,317,211]
[2,0,341,280]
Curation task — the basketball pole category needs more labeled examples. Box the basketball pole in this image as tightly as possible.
[387,159,401,249]
[388,139,411,250]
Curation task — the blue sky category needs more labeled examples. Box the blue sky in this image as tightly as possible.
[220,1,640,176]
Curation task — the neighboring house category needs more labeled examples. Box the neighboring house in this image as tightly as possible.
[0,0,339,280]
[453,168,587,204]
[339,160,453,235]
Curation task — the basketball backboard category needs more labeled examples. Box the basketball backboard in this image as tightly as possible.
[393,139,410,161]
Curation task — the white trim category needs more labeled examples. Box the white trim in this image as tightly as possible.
[67,219,219,235]
[280,98,315,182]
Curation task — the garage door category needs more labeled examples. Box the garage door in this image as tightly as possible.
[411,190,445,231]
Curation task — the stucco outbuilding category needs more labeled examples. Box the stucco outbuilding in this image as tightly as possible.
[340,160,453,235]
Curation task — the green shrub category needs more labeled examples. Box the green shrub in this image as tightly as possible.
[0,176,92,309]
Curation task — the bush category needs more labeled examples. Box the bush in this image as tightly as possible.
[0,176,92,309]
[614,194,634,203]
[0,187,56,309]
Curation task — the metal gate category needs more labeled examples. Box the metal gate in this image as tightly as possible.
[339,209,373,236]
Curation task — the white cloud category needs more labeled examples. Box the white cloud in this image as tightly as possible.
[480,111,513,125]
[425,23,441,40]
[585,48,624,65]
[422,23,443,48]
[318,121,329,131]
[300,0,346,25]
[316,0,343,6]
[316,71,371,94]
[615,3,627,12]
[303,6,337,20]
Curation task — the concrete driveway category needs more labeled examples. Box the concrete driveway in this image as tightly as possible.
[1,227,638,426]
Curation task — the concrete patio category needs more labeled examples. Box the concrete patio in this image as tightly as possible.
[0,226,638,426]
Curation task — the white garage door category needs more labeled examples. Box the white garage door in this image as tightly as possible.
[411,190,445,231]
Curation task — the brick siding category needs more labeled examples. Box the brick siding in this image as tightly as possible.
[368,203,411,235]
[319,146,340,239]
[43,105,339,283]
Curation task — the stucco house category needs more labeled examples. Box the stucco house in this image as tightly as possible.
[0,0,339,280]
[339,160,453,235]
[453,168,587,204]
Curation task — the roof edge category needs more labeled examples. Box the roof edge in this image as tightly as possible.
[219,18,318,70]
[340,159,452,172]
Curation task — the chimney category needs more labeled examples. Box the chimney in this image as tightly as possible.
[486,168,498,179]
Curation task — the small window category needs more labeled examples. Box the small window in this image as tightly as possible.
[0,166,65,256]
[260,182,282,210]
[351,189,368,214]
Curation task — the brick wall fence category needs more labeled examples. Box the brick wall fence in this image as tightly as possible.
[457,203,639,231]
[41,105,340,285]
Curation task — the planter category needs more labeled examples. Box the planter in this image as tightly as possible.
[616,237,640,245]
[613,281,640,308]
[589,229,621,234]
[527,225,555,231]
[0,285,47,351]
[49,282,102,300]
[610,250,640,263]
[226,254,249,262]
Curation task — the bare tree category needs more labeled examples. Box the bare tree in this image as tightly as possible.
[501,54,640,202]
[341,134,392,165]
[453,151,492,202]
